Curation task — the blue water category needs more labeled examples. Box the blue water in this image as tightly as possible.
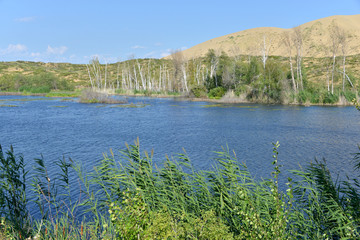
[1,95,359,184]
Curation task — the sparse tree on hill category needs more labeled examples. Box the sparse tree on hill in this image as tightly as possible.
[87,56,108,91]
[329,22,341,94]
[260,35,270,72]
[282,32,296,92]
[293,26,304,90]
[205,49,219,88]
[337,27,354,91]
[171,50,188,92]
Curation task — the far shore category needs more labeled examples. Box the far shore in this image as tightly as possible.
[114,92,354,106]
[0,92,46,96]
[0,91,354,106]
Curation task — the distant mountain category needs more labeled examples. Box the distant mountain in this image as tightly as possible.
[170,14,360,59]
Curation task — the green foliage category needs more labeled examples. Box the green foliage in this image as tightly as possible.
[342,91,356,102]
[323,92,339,104]
[296,89,344,104]
[234,84,247,96]
[189,84,207,98]
[115,88,126,94]
[1,138,360,238]
[0,72,74,93]
[0,145,31,238]
[19,85,51,93]
[246,57,261,84]
[45,91,80,97]
[208,87,226,99]
[297,90,312,103]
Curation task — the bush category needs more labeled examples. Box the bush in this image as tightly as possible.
[115,88,126,94]
[80,89,127,104]
[133,89,152,96]
[208,87,226,99]
[234,84,247,96]
[310,91,320,103]
[19,85,51,93]
[323,92,339,104]
[342,91,356,102]
[190,85,207,98]
[297,90,312,103]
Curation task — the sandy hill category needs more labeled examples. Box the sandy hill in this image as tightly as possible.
[170,15,360,60]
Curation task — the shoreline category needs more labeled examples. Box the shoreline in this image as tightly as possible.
[0,92,46,96]
[115,93,353,107]
[0,91,354,107]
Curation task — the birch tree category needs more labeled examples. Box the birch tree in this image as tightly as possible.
[293,26,303,90]
[329,22,341,94]
[205,49,219,88]
[260,35,270,72]
[337,27,353,91]
[87,56,107,91]
[282,32,296,92]
[171,50,189,92]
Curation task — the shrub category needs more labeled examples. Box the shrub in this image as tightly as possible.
[297,90,312,103]
[31,86,51,93]
[115,88,126,94]
[323,92,339,104]
[133,89,152,96]
[234,84,247,96]
[208,87,226,99]
[79,89,127,104]
[310,91,321,103]
[342,91,356,102]
[189,85,207,98]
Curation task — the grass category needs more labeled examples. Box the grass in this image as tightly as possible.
[45,91,81,98]
[110,103,149,108]
[1,139,360,239]
[115,88,182,97]
[0,104,18,107]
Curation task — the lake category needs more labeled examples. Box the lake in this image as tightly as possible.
[1,95,359,184]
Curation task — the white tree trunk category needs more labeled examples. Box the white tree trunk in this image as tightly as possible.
[331,54,336,94]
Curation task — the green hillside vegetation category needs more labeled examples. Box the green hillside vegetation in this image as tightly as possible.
[0,53,359,104]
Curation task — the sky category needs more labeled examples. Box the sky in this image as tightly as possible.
[0,0,359,64]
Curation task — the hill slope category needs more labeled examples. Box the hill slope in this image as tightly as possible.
[173,14,360,59]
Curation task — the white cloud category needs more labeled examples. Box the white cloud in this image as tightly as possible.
[30,52,41,57]
[46,45,68,55]
[15,17,35,22]
[154,42,162,46]
[144,51,157,58]
[160,48,172,58]
[1,44,28,54]
[131,45,145,49]
[160,52,170,58]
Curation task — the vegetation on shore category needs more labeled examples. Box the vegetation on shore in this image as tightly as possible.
[79,89,127,104]
[1,136,360,239]
[0,50,359,105]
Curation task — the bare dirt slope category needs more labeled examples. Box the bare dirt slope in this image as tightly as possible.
[170,15,360,60]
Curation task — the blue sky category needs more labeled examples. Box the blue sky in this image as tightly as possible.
[0,0,359,63]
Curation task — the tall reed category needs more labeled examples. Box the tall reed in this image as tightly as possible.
[1,139,360,239]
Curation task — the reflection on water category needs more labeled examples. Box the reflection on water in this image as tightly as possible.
[0,95,359,183]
